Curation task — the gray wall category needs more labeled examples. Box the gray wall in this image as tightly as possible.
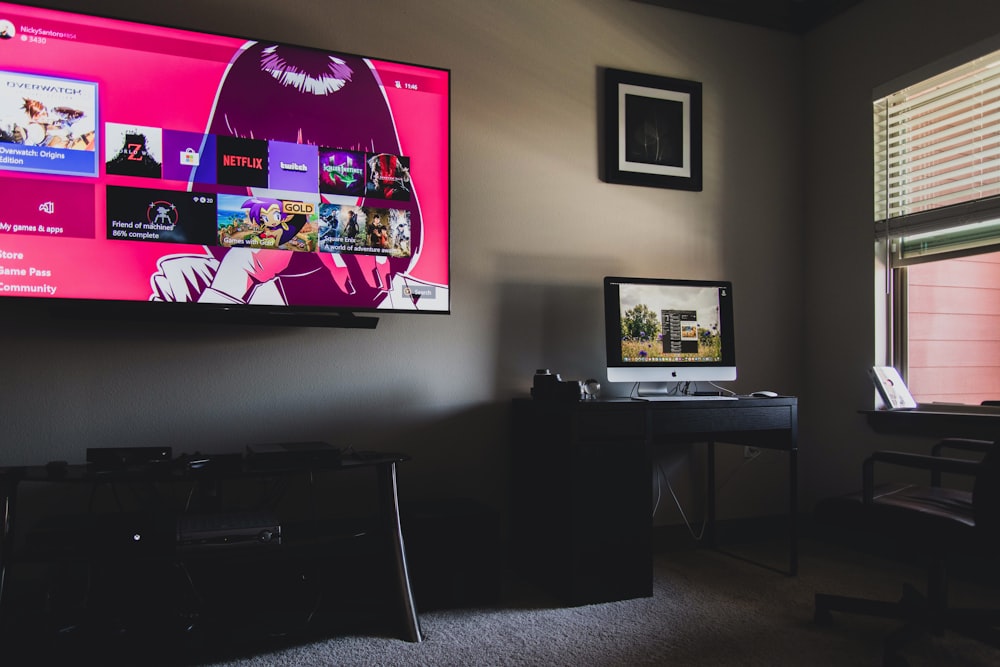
[4,0,994,526]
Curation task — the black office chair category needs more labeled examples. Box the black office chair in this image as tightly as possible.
[814,437,1000,667]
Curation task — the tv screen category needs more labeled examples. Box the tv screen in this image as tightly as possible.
[0,2,450,326]
[603,276,736,391]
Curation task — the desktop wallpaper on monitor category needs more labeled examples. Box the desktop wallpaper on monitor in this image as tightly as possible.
[617,283,724,364]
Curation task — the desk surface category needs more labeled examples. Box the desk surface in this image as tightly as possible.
[568,395,796,405]
[862,408,1000,441]
[1,451,409,484]
[513,395,798,450]
[513,395,796,411]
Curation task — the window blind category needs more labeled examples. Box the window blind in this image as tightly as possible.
[874,48,1000,256]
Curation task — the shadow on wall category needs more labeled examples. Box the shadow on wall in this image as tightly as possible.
[0,276,610,527]
[394,402,513,528]
[333,400,512,510]
[494,279,611,400]
[0,301,494,478]
[261,400,514,529]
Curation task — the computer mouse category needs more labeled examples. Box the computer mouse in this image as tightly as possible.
[751,390,779,398]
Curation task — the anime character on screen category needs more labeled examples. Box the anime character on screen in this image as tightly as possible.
[150,43,428,308]
[243,196,306,249]
[0,97,94,149]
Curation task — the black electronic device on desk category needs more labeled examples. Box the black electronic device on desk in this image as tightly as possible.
[531,369,584,401]
[175,452,244,472]
[176,510,282,551]
[245,441,342,469]
[86,446,173,469]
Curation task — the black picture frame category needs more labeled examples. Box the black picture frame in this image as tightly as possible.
[602,68,702,191]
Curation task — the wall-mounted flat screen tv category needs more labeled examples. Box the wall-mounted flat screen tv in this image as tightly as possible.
[0,2,450,326]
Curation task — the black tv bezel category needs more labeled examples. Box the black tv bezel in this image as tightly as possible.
[49,298,381,329]
[603,275,737,375]
[0,1,452,329]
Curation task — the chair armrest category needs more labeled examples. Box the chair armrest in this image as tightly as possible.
[930,438,994,485]
[863,451,981,505]
[931,438,994,456]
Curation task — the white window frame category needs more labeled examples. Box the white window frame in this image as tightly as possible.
[875,34,1000,375]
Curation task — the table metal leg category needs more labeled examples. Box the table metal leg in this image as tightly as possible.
[706,441,716,547]
[376,461,422,643]
[789,449,798,575]
[707,443,798,577]
[0,477,15,620]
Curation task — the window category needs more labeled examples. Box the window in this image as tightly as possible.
[900,251,1000,403]
[875,43,1000,403]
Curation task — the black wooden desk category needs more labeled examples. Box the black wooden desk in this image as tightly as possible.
[510,396,798,605]
[0,452,422,643]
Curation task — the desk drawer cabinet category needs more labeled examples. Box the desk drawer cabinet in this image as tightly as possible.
[650,405,792,435]
[509,395,799,602]
[576,408,646,440]
[510,400,652,605]
[568,439,651,603]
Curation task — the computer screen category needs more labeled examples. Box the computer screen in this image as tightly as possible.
[603,276,736,389]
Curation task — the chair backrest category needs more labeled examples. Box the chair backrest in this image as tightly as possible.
[972,441,1000,545]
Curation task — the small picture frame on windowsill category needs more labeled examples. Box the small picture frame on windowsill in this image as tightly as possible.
[601,68,702,191]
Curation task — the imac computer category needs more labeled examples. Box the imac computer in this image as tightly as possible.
[603,276,737,400]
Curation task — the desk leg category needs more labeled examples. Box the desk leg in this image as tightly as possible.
[789,449,798,575]
[706,443,797,577]
[706,441,716,547]
[376,461,423,643]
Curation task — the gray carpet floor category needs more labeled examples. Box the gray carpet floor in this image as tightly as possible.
[194,538,999,667]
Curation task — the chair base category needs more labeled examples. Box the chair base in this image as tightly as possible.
[815,586,1000,667]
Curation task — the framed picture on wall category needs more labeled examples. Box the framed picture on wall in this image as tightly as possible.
[602,68,702,191]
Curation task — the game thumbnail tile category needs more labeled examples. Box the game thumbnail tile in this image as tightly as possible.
[365,152,411,201]
[217,194,319,252]
[105,123,163,179]
[106,185,216,245]
[318,148,365,196]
